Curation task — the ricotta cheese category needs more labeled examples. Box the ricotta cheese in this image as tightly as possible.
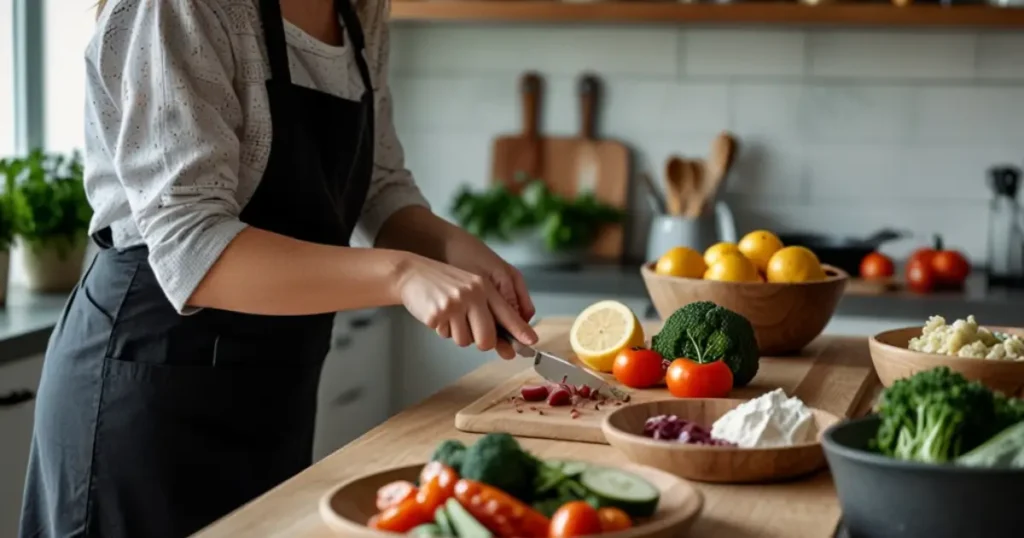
[710,389,816,448]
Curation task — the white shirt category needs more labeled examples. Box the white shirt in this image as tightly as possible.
[84,0,429,313]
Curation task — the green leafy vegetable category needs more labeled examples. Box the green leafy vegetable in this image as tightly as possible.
[430,439,467,474]
[459,433,540,502]
[650,301,760,387]
[450,175,622,252]
[957,421,1024,469]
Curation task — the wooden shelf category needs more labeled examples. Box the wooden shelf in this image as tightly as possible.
[390,2,1024,29]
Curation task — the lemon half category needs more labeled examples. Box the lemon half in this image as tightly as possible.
[570,300,645,373]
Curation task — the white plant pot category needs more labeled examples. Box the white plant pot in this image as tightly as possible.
[20,236,87,293]
[0,250,9,306]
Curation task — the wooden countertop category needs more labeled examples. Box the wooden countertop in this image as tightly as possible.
[196,319,883,538]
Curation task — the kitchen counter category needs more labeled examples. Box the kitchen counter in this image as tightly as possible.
[0,287,68,364]
[195,318,880,538]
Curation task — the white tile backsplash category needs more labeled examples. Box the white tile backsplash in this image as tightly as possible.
[389,23,1024,264]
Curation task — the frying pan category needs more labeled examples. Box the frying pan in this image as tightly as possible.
[778,228,908,277]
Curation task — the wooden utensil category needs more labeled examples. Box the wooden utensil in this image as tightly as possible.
[575,73,600,195]
[490,71,544,189]
[664,156,694,216]
[603,398,840,484]
[682,159,705,218]
[320,462,704,538]
[705,131,737,199]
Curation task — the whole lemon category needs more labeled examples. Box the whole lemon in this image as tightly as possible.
[766,246,826,283]
[738,230,784,273]
[704,242,741,267]
[655,247,707,279]
[703,253,760,282]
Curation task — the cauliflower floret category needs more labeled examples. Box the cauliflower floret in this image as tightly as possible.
[908,315,1023,361]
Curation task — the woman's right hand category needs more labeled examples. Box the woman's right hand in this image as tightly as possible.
[394,254,539,360]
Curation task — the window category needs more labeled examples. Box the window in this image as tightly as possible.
[43,0,95,153]
[0,1,15,157]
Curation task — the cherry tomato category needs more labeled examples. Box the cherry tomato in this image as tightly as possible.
[905,258,935,294]
[549,501,603,537]
[370,497,430,533]
[415,463,458,513]
[612,347,666,389]
[665,358,733,399]
[375,480,417,512]
[597,507,633,532]
[931,250,970,286]
[454,479,550,537]
[859,252,894,280]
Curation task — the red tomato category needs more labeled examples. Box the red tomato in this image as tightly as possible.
[370,497,430,533]
[908,247,935,268]
[549,501,603,537]
[859,252,894,280]
[415,463,458,513]
[931,250,970,286]
[905,259,935,294]
[612,347,666,389]
[454,479,550,537]
[375,480,417,512]
[597,507,633,532]
[665,358,733,399]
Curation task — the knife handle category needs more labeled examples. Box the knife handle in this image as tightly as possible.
[496,324,514,344]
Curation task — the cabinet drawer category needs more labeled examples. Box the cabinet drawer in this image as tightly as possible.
[0,354,45,538]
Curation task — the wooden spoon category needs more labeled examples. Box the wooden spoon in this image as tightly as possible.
[664,156,687,216]
[682,159,705,218]
[703,132,737,206]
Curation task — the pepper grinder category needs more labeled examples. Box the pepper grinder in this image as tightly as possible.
[986,165,1024,286]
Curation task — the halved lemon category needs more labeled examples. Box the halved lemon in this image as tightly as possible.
[570,300,645,373]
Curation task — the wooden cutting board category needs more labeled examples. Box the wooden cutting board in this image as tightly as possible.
[455,319,880,444]
[490,73,630,261]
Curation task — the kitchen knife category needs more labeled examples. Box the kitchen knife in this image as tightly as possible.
[497,326,628,401]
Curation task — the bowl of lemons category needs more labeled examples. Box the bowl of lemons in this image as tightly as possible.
[640,230,849,355]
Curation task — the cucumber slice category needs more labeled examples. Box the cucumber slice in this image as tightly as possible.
[547,459,590,478]
[445,498,492,538]
[410,523,444,536]
[579,466,660,519]
[435,505,456,536]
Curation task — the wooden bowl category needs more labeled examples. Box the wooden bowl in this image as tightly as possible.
[602,398,841,484]
[640,262,849,355]
[319,461,704,537]
[870,326,1024,397]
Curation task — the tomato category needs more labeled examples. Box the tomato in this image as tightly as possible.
[597,507,632,532]
[549,501,603,537]
[859,252,894,280]
[375,480,417,512]
[665,358,733,399]
[370,497,431,533]
[415,462,458,513]
[454,479,549,537]
[905,259,935,294]
[612,347,666,389]
[908,246,935,268]
[932,250,970,286]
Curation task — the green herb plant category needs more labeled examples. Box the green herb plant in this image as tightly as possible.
[0,150,92,259]
[450,174,623,252]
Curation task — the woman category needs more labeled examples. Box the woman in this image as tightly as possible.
[19,1,538,537]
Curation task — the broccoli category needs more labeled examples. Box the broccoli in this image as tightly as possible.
[650,301,760,387]
[430,439,467,473]
[872,366,1007,463]
[460,433,540,501]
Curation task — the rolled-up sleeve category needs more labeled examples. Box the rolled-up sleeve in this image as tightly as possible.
[350,0,430,248]
[93,0,247,313]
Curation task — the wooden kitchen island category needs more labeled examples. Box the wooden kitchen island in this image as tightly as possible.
[195,319,883,538]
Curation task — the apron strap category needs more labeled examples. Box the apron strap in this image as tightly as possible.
[258,0,293,84]
[334,0,373,99]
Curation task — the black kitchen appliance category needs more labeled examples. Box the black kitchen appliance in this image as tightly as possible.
[777,228,907,277]
[986,165,1024,287]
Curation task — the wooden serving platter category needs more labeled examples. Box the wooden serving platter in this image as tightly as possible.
[455,320,878,444]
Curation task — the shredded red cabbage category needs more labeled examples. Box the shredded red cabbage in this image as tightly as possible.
[642,414,736,446]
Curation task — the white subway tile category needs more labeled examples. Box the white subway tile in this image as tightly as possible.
[801,85,914,144]
[731,83,804,140]
[803,145,907,200]
[390,25,679,77]
[390,75,521,133]
[977,33,1024,80]
[911,86,1024,145]
[725,138,806,198]
[600,80,730,136]
[683,29,806,77]
[807,31,976,79]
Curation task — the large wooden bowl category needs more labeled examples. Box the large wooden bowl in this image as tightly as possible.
[870,326,1024,397]
[640,262,848,355]
[602,398,840,484]
[319,461,704,537]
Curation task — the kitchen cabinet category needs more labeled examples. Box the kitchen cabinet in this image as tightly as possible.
[313,310,394,462]
[0,354,45,538]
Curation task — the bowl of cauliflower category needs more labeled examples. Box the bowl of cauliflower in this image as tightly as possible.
[870,316,1024,398]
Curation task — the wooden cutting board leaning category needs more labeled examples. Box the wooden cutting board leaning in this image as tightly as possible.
[489,72,630,261]
[455,319,879,444]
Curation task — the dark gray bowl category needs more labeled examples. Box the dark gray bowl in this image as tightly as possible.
[822,416,1024,538]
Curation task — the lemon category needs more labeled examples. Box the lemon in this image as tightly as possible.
[570,300,645,372]
[703,253,760,282]
[655,247,706,279]
[738,230,784,273]
[704,242,741,268]
[766,246,826,283]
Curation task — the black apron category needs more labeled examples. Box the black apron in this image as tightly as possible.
[19,0,374,536]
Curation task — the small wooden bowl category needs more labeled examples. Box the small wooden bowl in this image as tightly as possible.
[602,398,841,484]
[870,326,1024,397]
[320,461,704,537]
[640,262,849,355]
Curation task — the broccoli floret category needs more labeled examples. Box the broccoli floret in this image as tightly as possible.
[430,440,467,473]
[650,301,760,387]
[460,433,539,501]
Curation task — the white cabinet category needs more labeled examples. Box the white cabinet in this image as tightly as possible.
[0,354,45,538]
[313,310,394,462]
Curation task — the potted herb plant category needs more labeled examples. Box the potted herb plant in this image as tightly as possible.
[450,176,623,267]
[0,173,16,305]
[3,150,92,292]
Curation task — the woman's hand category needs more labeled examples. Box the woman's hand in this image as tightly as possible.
[394,254,539,360]
[442,229,536,322]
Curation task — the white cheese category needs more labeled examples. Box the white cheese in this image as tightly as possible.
[710,389,816,448]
